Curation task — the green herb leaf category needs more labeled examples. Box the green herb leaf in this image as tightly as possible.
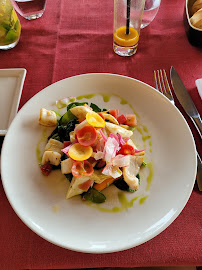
[114,177,135,192]
[142,161,147,167]
[90,103,102,112]
[82,188,106,204]
[59,110,76,125]
[66,102,88,111]
[65,173,73,182]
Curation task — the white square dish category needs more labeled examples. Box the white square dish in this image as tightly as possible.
[0,68,26,136]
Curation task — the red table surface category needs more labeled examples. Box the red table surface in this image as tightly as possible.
[0,0,202,269]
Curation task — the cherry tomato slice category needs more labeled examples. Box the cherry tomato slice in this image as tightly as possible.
[117,114,127,124]
[118,144,136,155]
[40,162,52,176]
[77,126,97,146]
[72,160,94,177]
[109,109,119,119]
[125,114,137,127]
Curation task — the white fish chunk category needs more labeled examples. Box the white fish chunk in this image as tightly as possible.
[61,158,74,174]
[102,113,119,125]
[122,155,143,191]
[105,122,133,138]
[39,108,57,127]
[70,105,92,119]
[69,131,76,142]
[66,176,93,199]
[45,138,64,154]
[41,151,61,166]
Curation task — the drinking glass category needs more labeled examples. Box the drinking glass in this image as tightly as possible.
[141,0,161,28]
[0,0,21,50]
[113,0,145,57]
[11,0,47,20]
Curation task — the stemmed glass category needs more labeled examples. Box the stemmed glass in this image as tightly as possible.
[141,0,161,28]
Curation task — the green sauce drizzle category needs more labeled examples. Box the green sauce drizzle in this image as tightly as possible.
[146,162,153,191]
[36,129,48,163]
[88,192,140,213]
[139,196,148,204]
[142,135,151,141]
[77,94,95,100]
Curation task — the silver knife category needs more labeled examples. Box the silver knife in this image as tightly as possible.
[170,66,202,139]
[170,66,202,191]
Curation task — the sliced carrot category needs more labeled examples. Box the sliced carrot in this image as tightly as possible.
[94,176,121,191]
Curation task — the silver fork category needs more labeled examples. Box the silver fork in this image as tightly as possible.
[154,69,202,191]
[154,69,175,105]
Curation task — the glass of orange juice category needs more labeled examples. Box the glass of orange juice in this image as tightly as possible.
[113,0,145,56]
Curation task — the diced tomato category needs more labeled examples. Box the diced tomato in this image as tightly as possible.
[79,179,94,191]
[98,112,105,119]
[109,109,119,119]
[63,141,72,148]
[77,126,97,146]
[117,114,127,124]
[118,144,136,155]
[40,162,52,176]
[72,160,94,177]
[87,157,96,165]
[95,159,106,169]
[125,114,137,127]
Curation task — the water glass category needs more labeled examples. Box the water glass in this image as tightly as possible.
[11,0,47,20]
[0,0,21,50]
[113,0,145,57]
[141,0,161,28]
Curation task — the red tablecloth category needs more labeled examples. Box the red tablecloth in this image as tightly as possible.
[0,0,202,269]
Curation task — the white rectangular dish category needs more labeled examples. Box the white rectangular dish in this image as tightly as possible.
[0,68,26,136]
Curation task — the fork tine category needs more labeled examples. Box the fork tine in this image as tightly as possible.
[162,69,174,98]
[159,69,167,94]
[156,70,164,94]
[154,70,159,90]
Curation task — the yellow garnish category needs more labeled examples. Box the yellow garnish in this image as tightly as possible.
[86,111,105,127]
[68,143,93,161]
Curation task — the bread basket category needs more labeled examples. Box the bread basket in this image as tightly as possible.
[184,0,202,47]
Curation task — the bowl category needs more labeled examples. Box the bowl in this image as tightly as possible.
[184,0,202,47]
[1,73,197,253]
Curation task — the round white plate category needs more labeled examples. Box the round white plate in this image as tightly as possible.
[1,73,197,253]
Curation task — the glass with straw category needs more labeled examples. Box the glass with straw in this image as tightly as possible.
[113,0,146,56]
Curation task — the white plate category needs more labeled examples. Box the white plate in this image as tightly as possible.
[0,68,26,136]
[1,73,197,253]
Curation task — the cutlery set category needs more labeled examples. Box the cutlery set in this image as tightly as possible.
[154,67,202,191]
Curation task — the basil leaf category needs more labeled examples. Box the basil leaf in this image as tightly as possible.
[65,173,73,182]
[82,188,106,204]
[90,103,102,112]
[114,177,135,192]
[59,110,76,125]
[66,102,88,111]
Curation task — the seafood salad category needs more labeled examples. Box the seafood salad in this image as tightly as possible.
[38,99,146,204]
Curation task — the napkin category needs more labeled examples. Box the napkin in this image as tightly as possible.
[196,78,202,99]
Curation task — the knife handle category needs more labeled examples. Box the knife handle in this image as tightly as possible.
[192,116,202,140]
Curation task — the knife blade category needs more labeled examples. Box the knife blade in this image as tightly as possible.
[170,66,202,139]
[197,154,202,191]
[170,66,202,191]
